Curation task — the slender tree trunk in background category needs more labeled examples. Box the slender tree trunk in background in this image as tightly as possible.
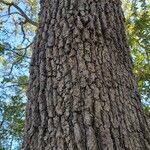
[23,0,150,149]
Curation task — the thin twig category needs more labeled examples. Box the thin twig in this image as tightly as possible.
[1,0,38,27]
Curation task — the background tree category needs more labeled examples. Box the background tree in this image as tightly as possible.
[122,0,150,117]
[123,0,150,103]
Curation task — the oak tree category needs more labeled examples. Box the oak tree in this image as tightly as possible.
[22,0,150,149]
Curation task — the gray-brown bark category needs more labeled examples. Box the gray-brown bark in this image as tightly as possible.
[23,0,150,149]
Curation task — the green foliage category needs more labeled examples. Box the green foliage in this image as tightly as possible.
[144,105,150,117]
[0,44,5,53]
[3,96,25,138]
[18,75,29,92]
[0,0,38,149]
[0,94,25,149]
[123,0,150,101]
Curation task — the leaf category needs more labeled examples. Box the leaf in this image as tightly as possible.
[0,44,5,53]
[18,75,28,92]
[0,56,5,63]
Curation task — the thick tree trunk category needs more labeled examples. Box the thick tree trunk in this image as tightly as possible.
[23,0,150,149]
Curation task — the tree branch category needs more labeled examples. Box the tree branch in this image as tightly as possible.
[1,0,38,27]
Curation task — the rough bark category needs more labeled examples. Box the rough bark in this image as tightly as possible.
[23,0,150,149]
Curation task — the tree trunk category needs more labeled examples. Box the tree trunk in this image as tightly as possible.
[23,0,150,149]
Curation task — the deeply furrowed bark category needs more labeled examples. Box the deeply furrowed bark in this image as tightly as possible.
[23,0,150,149]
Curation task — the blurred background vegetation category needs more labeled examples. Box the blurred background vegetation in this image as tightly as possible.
[0,0,149,149]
